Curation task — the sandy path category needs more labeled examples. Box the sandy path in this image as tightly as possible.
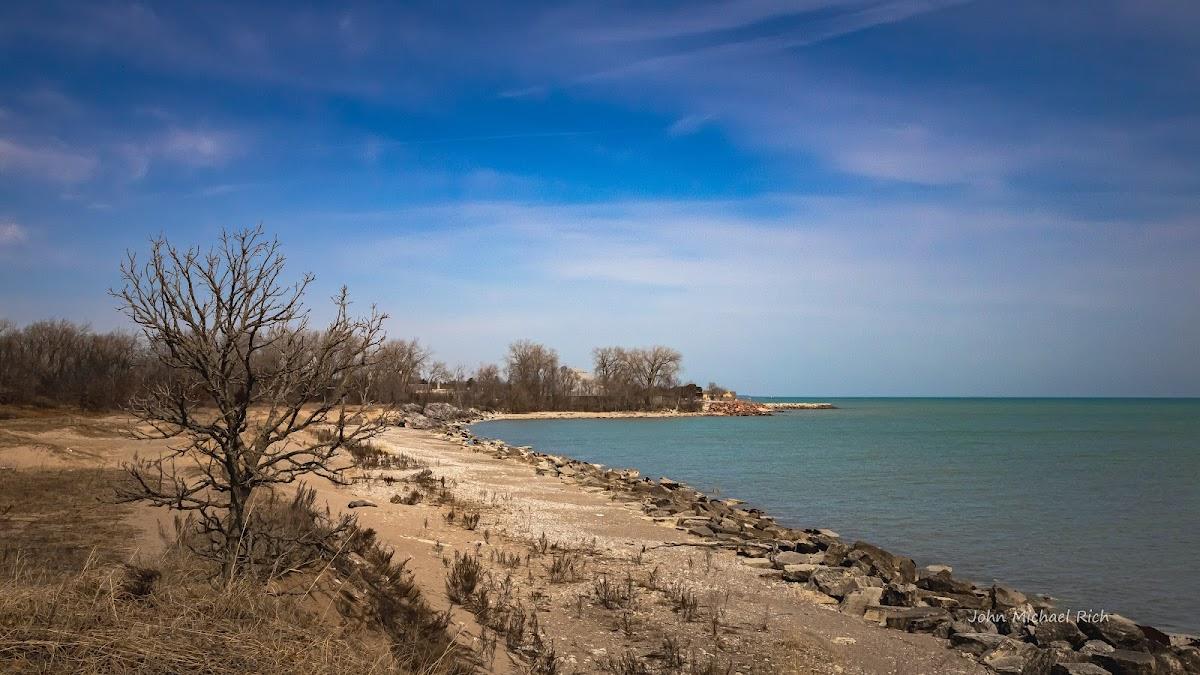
[315,426,988,674]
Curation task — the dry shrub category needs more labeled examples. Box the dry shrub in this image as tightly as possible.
[445,551,482,605]
[0,553,395,674]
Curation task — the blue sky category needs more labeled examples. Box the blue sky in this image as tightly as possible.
[1,1,1198,396]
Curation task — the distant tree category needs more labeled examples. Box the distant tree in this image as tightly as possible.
[111,226,390,577]
[505,340,559,412]
[706,382,729,398]
[373,338,431,403]
[629,345,682,406]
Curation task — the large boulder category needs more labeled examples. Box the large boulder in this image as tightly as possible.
[1080,614,1150,650]
[1092,650,1158,675]
[807,566,865,598]
[950,632,1008,656]
[917,570,975,595]
[881,582,922,607]
[1052,664,1113,675]
[846,541,917,584]
[841,587,885,616]
[773,551,823,568]
[1033,619,1089,648]
[423,402,462,420]
[981,639,1054,675]
[864,605,949,632]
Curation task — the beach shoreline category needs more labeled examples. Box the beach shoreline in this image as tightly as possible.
[448,409,1200,673]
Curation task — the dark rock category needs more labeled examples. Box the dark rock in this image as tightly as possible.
[1033,618,1089,648]
[823,541,850,566]
[1052,664,1113,675]
[990,585,1029,610]
[1173,647,1200,671]
[347,499,377,508]
[1093,649,1158,675]
[1080,640,1117,657]
[847,541,917,584]
[1154,652,1186,675]
[1140,625,1173,649]
[687,525,714,538]
[659,477,681,489]
[1081,615,1150,650]
[864,605,949,632]
[881,582,922,607]
[949,631,1009,655]
[917,570,975,595]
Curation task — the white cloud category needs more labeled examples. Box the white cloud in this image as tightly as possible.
[0,137,97,183]
[0,222,28,246]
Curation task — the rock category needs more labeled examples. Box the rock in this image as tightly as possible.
[882,582,921,607]
[423,402,460,420]
[917,570,975,595]
[1174,647,1200,671]
[741,557,774,569]
[923,594,962,610]
[1092,649,1158,675]
[841,587,885,616]
[659,477,681,489]
[687,525,715,538]
[773,551,823,568]
[347,499,377,508]
[1052,664,1113,675]
[781,563,823,582]
[406,413,435,429]
[807,566,864,598]
[1080,640,1117,657]
[950,632,1009,656]
[864,605,949,632]
[982,639,1053,675]
[847,541,917,584]
[1033,619,1089,648]
[1154,652,1186,675]
[1080,614,1150,650]
[822,541,850,566]
[925,564,954,575]
[990,585,1029,610]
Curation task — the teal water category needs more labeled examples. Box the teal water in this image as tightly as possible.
[472,398,1200,633]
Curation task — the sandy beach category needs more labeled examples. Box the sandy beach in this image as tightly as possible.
[0,409,982,674]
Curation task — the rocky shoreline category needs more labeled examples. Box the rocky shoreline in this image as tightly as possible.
[407,402,1200,675]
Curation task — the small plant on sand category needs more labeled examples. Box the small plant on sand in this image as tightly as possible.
[667,582,699,621]
[461,512,481,530]
[592,572,634,610]
[445,551,483,605]
[547,552,584,583]
[598,650,652,675]
[659,636,686,670]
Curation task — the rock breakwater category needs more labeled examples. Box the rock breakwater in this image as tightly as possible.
[408,404,1199,674]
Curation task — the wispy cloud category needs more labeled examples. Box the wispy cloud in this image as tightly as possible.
[0,222,28,246]
[0,137,97,183]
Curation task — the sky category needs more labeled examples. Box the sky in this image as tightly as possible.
[0,1,1198,397]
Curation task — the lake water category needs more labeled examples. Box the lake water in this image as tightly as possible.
[472,398,1200,633]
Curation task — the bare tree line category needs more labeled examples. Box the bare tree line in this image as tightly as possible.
[0,319,162,409]
[0,317,704,414]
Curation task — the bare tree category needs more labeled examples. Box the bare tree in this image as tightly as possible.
[111,227,390,576]
[629,346,682,406]
[505,340,559,412]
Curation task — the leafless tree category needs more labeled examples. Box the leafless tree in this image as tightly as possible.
[505,339,560,412]
[631,346,683,402]
[111,226,391,577]
[372,338,431,403]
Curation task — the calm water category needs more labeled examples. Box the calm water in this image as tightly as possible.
[472,398,1200,633]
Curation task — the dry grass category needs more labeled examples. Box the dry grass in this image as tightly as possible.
[0,555,397,674]
[0,467,477,675]
[0,468,135,573]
